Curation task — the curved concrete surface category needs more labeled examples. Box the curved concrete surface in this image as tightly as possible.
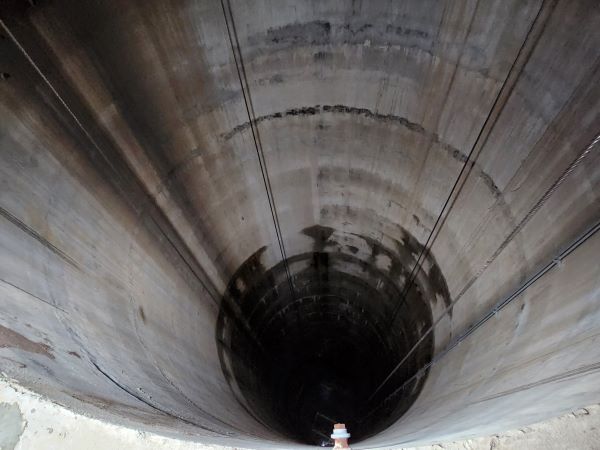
[2,378,600,450]
[0,0,598,448]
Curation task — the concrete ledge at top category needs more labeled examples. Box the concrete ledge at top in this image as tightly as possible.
[1,377,599,450]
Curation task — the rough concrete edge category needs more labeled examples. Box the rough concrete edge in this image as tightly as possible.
[0,372,252,450]
[399,404,600,450]
[2,372,599,450]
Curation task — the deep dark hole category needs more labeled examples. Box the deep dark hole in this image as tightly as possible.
[217,231,442,445]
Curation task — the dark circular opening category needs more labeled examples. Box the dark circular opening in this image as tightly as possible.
[217,227,448,445]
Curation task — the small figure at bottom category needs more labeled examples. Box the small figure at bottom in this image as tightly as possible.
[331,423,350,449]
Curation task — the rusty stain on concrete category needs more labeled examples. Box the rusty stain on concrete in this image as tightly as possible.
[0,325,54,360]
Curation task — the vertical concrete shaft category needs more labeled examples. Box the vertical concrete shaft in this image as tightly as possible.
[0,0,598,448]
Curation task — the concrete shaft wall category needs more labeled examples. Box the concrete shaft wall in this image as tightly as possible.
[0,0,599,448]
